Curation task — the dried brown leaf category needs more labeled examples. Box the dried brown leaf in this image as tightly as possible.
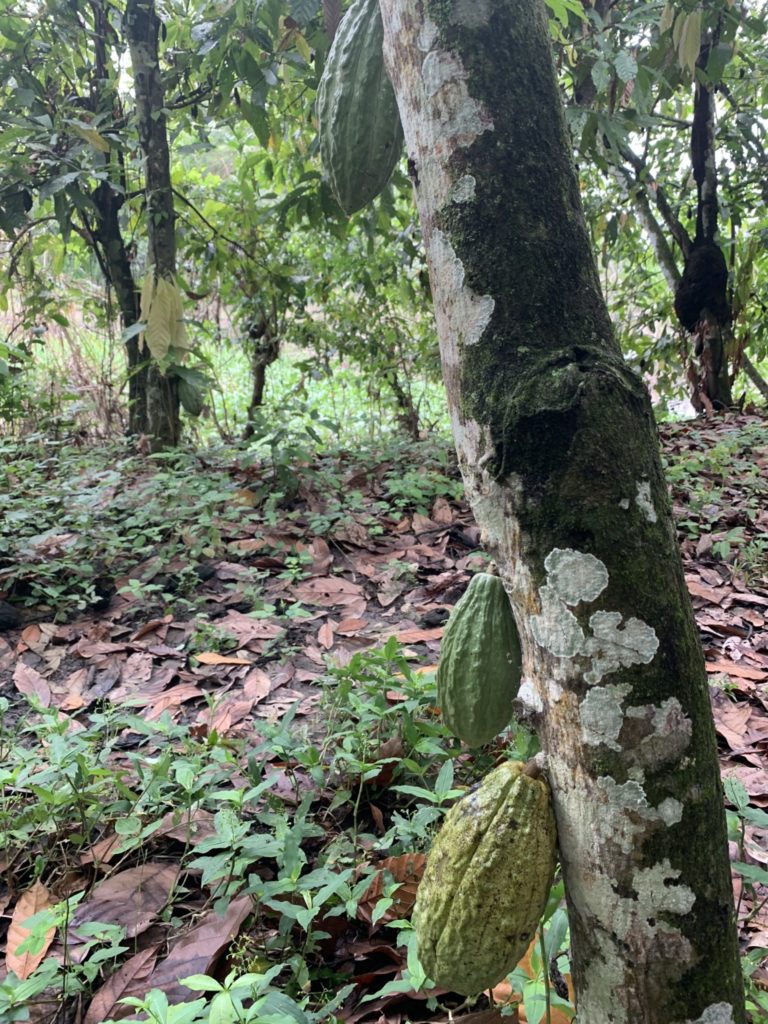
[13,663,51,707]
[6,881,55,978]
[84,946,158,1024]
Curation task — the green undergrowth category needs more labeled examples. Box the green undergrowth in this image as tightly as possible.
[0,433,462,622]
[4,641,764,1021]
[0,641,567,1024]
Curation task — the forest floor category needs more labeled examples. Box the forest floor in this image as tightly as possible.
[0,410,767,1023]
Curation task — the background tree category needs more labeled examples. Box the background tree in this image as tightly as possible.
[564,0,768,410]
[379,0,744,1019]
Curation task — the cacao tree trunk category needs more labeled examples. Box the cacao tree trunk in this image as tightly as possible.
[125,0,180,450]
[379,2,744,1021]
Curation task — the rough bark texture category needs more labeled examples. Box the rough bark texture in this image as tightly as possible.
[125,0,180,449]
[379,2,744,1021]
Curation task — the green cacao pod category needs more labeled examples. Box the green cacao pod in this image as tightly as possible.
[437,572,522,746]
[413,760,557,995]
[316,0,404,215]
[178,377,204,417]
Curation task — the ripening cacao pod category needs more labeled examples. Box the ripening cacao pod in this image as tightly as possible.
[437,572,522,746]
[316,0,404,214]
[413,760,557,995]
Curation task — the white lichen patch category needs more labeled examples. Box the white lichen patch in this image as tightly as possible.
[380,6,493,214]
[531,584,585,657]
[583,610,660,685]
[619,497,630,510]
[416,19,439,53]
[597,776,660,853]
[450,174,476,203]
[633,859,696,916]
[636,479,658,523]
[516,677,543,714]
[580,684,631,750]
[531,548,659,686]
[657,797,684,825]
[544,548,609,605]
[548,751,700,1024]
[421,49,494,153]
[624,697,692,767]
[450,0,492,27]
[684,1004,735,1024]
[429,230,495,359]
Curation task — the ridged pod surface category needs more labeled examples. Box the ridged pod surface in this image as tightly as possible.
[316,0,404,214]
[413,761,557,995]
[437,572,522,746]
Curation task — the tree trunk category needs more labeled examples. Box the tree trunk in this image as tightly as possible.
[91,180,149,435]
[242,308,280,440]
[125,0,180,450]
[673,37,732,410]
[379,3,744,1021]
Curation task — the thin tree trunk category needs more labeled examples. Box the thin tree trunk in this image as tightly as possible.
[125,0,180,450]
[91,180,148,435]
[242,308,280,440]
[379,2,744,1021]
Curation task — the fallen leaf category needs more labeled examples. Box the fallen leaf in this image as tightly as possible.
[707,661,766,681]
[357,853,426,926]
[121,896,252,1006]
[13,663,51,706]
[69,863,178,947]
[336,617,368,634]
[318,620,336,649]
[197,697,254,735]
[390,626,443,644]
[6,881,55,978]
[242,668,272,702]
[194,652,252,666]
[84,946,158,1024]
[143,683,204,720]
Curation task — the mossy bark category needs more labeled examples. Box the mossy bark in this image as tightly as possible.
[379,2,744,1021]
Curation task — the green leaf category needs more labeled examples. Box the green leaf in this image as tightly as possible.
[289,0,321,25]
[434,758,454,798]
[733,861,768,885]
[724,776,749,812]
[614,51,637,83]
[591,59,611,92]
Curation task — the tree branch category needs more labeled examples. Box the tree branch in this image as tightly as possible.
[609,161,681,291]
[618,145,692,257]
[742,353,768,402]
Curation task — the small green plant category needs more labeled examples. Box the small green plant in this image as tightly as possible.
[186,619,239,656]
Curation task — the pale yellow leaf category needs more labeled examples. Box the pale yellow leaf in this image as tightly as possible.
[672,9,685,48]
[678,10,702,76]
[74,126,111,152]
[659,3,675,34]
[145,276,174,360]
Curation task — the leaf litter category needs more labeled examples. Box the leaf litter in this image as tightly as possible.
[0,414,765,1019]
